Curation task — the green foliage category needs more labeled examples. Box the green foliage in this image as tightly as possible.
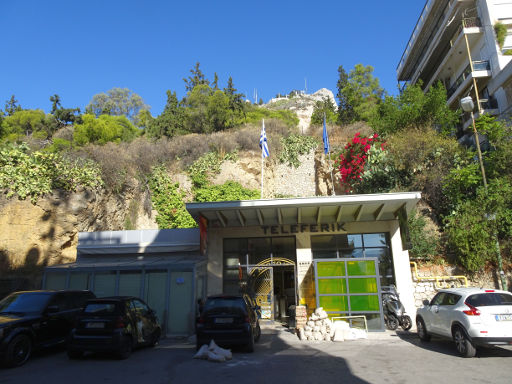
[183,62,210,92]
[0,143,103,203]
[445,180,512,272]
[73,114,139,146]
[243,106,299,128]
[372,81,458,135]
[1,109,58,140]
[148,166,197,229]
[504,49,512,56]
[310,97,337,126]
[4,95,22,116]
[44,138,72,153]
[495,22,507,49]
[278,134,318,168]
[407,210,438,261]
[146,91,186,138]
[476,115,512,181]
[337,64,384,124]
[207,90,233,132]
[353,141,399,194]
[188,151,224,188]
[194,180,260,202]
[336,65,353,124]
[86,88,149,124]
[50,94,82,126]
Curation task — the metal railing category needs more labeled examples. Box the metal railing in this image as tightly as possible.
[446,61,490,99]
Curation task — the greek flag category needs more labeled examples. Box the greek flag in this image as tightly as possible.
[259,119,270,158]
[323,114,330,155]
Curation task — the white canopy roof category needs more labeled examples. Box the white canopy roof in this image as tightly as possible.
[186,192,421,228]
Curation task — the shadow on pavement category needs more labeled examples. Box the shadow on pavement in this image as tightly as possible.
[164,324,371,383]
[395,329,512,358]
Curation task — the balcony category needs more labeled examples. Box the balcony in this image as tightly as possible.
[446,61,491,100]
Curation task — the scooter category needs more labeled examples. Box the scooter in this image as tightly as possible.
[381,285,412,331]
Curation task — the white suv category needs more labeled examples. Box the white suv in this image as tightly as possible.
[416,287,512,357]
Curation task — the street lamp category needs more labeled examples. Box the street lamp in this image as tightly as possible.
[460,96,507,291]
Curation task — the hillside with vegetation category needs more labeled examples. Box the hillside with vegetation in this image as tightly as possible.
[1,62,512,288]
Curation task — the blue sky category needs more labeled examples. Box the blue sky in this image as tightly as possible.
[1,0,425,116]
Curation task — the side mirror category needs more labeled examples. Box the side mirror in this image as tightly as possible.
[46,305,60,314]
[422,299,430,306]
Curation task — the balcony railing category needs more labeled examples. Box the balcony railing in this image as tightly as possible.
[446,61,490,99]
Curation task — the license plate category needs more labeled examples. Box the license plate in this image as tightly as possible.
[214,318,233,324]
[86,322,105,328]
[495,314,512,321]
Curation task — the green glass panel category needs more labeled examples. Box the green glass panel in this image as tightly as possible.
[317,261,345,277]
[350,295,380,311]
[318,278,347,294]
[348,278,378,293]
[319,295,348,312]
[347,260,376,276]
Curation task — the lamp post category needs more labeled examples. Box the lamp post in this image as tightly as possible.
[460,96,507,291]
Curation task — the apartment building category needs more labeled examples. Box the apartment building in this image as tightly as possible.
[397,0,512,140]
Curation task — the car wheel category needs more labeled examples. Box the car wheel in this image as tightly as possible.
[67,350,83,359]
[453,326,476,358]
[245,329,255,353]
[386,315,399,330]
[149,329,160,347]
[254,322,261,343]
[117,336,133,360]
[401,315,412,331]
[416,318,431,341]
[5,334,32,368]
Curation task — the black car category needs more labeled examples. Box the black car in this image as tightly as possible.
[0,290,95,368]
[196,295,261,352]
[67,296,161,359]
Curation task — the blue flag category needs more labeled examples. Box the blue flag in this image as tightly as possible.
[323,114,330,155]
[259,119,270,158]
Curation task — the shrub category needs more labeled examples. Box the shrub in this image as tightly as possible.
[73,114,139,146]
[444,180,512,272]
[336,132,382,192]
[148,166,197,229]
[194,180,260,202]
[407,209,439,261]
[495,22,507,49]
[0,142,102,203]
[278,134,318,168]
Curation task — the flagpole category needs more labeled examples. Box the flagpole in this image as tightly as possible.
[260,119,265,198]
[261,149,264,198]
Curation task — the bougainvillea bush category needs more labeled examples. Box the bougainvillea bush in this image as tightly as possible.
[336,132,388,193]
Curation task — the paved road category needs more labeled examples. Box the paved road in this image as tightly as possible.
[1,324,512,384]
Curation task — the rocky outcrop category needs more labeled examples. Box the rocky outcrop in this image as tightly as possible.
[266,88,338,134]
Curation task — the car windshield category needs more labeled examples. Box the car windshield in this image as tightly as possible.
[204,298,246,314]
[0,292,53,315]
[466,293,512,307]
[84,302,120,315]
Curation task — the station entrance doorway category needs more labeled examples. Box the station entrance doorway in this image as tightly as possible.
[223,236,297,322]
[246,258,297,322]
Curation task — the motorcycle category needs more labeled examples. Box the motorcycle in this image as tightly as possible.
[381,285,412,331]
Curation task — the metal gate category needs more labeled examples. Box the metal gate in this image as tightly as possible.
[244,257,297,321]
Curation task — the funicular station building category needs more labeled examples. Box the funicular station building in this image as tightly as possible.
[44,192,420,334]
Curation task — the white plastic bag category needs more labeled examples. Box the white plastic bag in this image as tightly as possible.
[193,344,209,359]
[207,350,226,362]
[208,339,232,360]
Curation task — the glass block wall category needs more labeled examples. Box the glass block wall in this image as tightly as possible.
[315,259,384,330]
